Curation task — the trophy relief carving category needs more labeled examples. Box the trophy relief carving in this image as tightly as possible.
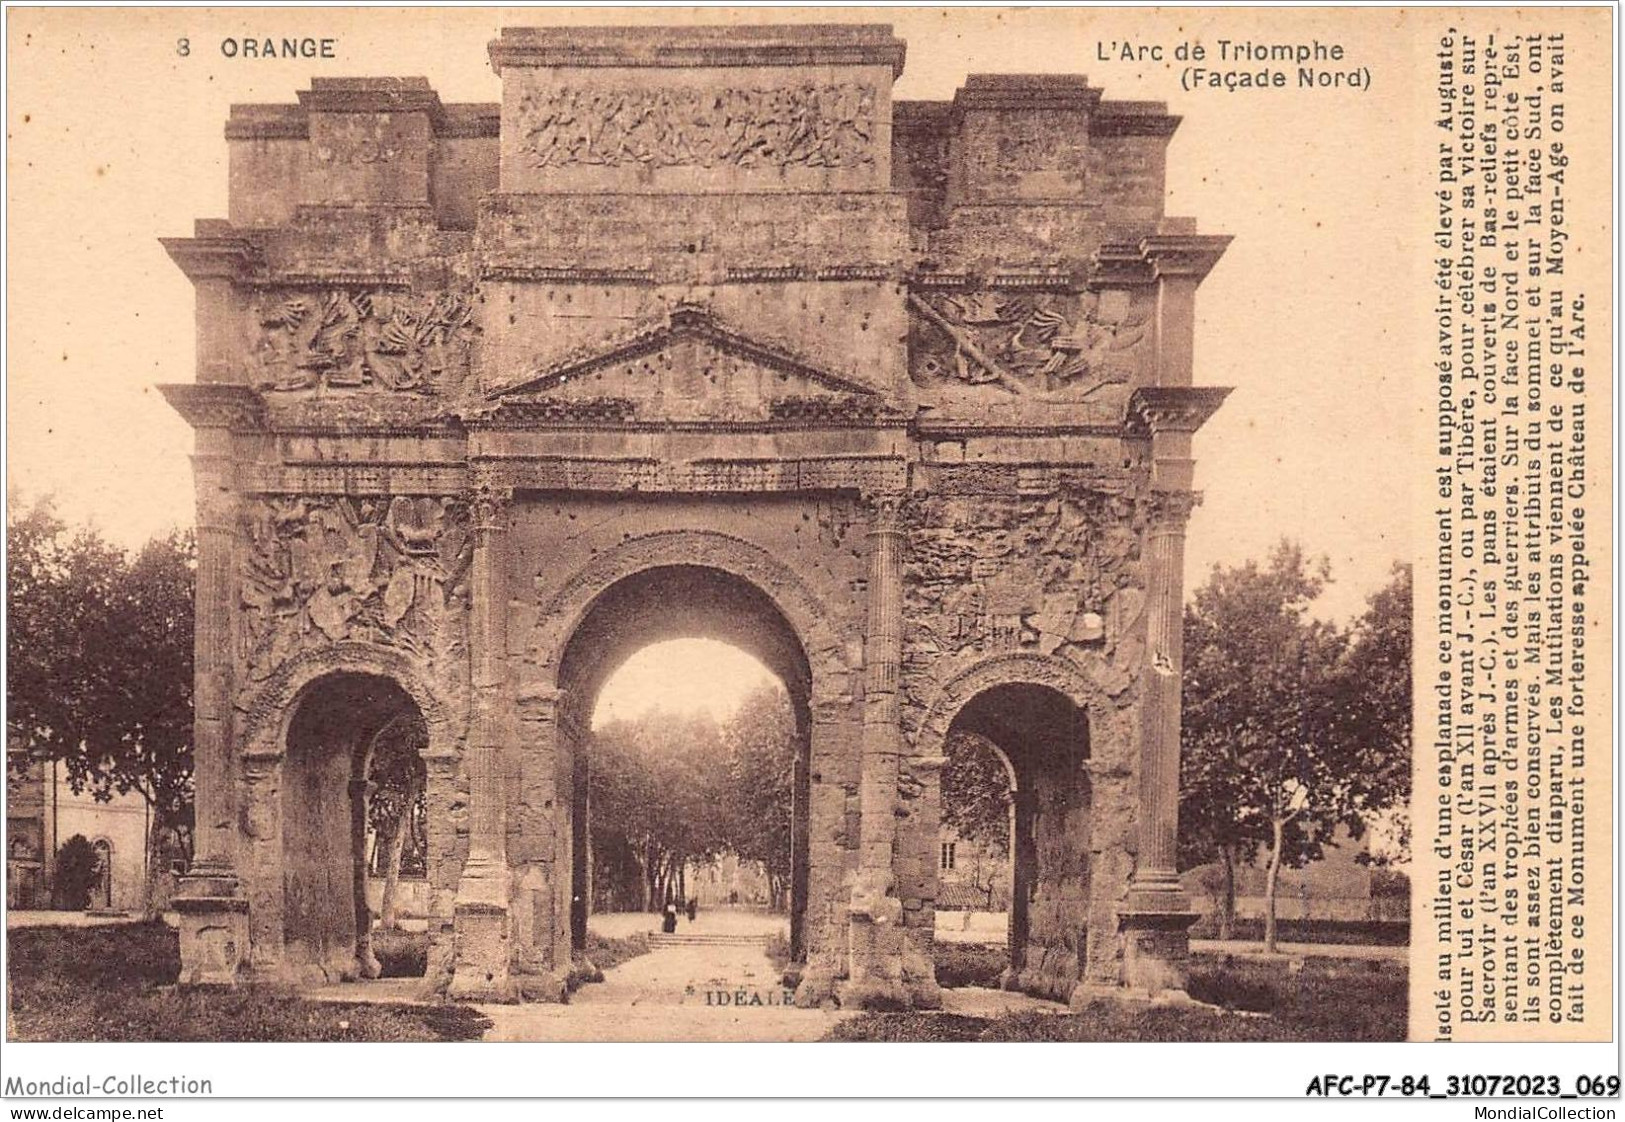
[252,290,476,394]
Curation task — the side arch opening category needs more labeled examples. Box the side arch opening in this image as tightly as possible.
[942,682,1090,995]
[281,670,428,982]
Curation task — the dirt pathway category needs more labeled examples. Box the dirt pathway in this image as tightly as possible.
[481,932,847,1042]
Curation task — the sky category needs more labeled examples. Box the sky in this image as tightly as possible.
[9,8,1424,717]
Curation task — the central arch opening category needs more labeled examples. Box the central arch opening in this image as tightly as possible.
[557,565,813,962]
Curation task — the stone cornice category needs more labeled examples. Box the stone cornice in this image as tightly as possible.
[465,454,909,494]
[1139,233,1233,282]
[1087,234,1232,289]
[160,234,262,282]
[1125,386,1232,436]
[158,384,268,431]
[225,93,500,140]
[1093,101,1181,138]
[1087,243,1156,288]
[488,24,906,77]
[296,77,441,115]
[952,74,1103,114]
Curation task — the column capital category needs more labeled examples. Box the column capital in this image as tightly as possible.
[193,477,241,534]
[1147,489,1203,532]
[470,479,514,533]
[860,490,908,535]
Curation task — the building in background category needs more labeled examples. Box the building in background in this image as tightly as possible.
[5,750,151,912]
[935,825,1011,912]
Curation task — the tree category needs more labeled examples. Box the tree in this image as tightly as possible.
[588,709,729,911]
[940,731,1012,908]
[1179,541,1409,952]
[7,498,196,915]
[718,686,797,911]
[366,717,428,928]
[586,687,804,915]
[1341,563,1414,866]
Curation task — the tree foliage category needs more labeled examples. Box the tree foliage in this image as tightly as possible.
[589,709,732,911]
[7,499,197,904]
[1178,542,1412,949]
[1343,563,1414,865]
[717,686,797,909]
[941,730,1011,857]
[366,718,428,926]
[588,685,801,912]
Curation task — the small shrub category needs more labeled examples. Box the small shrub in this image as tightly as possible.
[53,836,100,911]
[1186,962,1280,1012]
[763,932,792,972]
[933,943,1008,989]
[370,929,428,978]
[7,923,489,1042]
[581,931,650,973]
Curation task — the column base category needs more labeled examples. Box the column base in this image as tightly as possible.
[172,865,249,986]
[448,857,516,1002]
[838,905,911,1010]
[792,954,843,1009]
[1118,906,1200,997]
[448,901,517,1002]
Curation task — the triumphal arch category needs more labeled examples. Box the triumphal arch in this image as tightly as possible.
[161,24,1230,1008]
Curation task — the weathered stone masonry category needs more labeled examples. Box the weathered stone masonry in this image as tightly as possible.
[161,24,1230,1008]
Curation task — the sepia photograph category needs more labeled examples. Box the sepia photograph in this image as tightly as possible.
[1,2,1613,1105]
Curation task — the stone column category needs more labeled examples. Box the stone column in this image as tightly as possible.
[449,482,516,1001]
[1115,388,1229,996]
[842,493,910,1007]
[158,233,263,984]
[171,428,252,984]
[1109,229,1234,998]
[1128,489,1200,905]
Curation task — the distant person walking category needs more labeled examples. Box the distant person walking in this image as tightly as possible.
[661,902,678,934]
[686,897,697,923]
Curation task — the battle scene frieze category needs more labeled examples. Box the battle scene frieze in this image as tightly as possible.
[516,83,878,169]
[900,478,1148,726]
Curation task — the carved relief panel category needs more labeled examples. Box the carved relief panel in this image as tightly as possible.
[901,477,1149,722]
[516,83,878,170]
[249,289,477,395]
[238,495,472,687]
[907,287,1151,400]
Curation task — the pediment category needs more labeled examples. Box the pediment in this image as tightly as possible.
[487,305,891,424]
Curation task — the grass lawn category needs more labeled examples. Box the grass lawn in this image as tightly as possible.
[7,922,491,1042]
[830,952,1407,1042]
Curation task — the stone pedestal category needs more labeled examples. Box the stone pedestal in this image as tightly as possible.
[173,866,250,986]
[839,900,908,1010]
[1114,911,1201,999]
[448,898,516,1002]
